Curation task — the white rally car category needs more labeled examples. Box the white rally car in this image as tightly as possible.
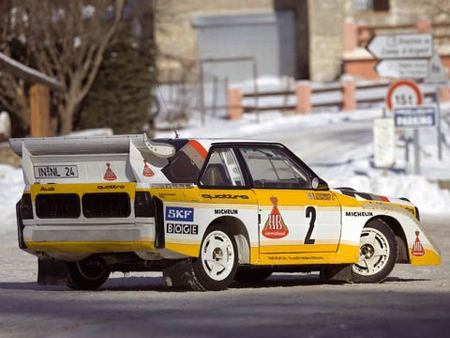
[10,135,440,291]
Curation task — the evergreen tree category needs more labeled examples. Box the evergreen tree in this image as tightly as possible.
[77,2,156,134]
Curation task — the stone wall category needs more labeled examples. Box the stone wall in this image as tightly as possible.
[308,0,345,81]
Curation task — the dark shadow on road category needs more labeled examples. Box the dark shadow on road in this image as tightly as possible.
[0,274,431,292]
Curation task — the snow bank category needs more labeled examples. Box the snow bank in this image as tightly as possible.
[0,165,24,234]
[329,175,450,215]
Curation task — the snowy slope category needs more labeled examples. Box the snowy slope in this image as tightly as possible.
[0,165,24,234]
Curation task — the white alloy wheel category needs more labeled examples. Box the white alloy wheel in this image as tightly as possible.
[353,227,390,276]
[200,230,236,281]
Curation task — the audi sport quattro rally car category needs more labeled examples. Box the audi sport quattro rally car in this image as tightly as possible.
[10,135,440,291]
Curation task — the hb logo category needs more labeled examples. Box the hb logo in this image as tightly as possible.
[165,207,194,222]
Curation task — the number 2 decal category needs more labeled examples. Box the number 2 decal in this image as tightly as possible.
[304,206,316,244]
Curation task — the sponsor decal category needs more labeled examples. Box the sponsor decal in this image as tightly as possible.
[308,192,333,200]
[339,190,389,202]
[97,184,125,190]
[214,209,238,215]
[411,230,425,256]
[202,194,249,200]
[158,193,177,198]
[40,186,55,192]
[266,255,324,261]
[143,160,154,177]
[166,223,199,235]
[103,163,117,181]
[345,211,374,217]
[165,206,194,222]
[262,197,289,239]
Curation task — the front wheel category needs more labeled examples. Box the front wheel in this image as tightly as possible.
[352,219,397,283]
[66,257,110,290]
[192,224,239,291]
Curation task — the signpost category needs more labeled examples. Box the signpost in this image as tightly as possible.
[367,33,433,59]
[368,31,448,173]
[426,52,449,85]
[386,80,423,110]
[375,59,429,79]
[394,106,437,128]
[385,80,424,174]
[373,118,396,169]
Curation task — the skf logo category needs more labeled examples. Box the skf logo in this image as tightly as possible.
[165,207,194,222]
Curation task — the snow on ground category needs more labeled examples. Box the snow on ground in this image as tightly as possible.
[0,165,24,235]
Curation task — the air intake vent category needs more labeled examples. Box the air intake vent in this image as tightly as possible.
[134,192,154,217]
[82,193,130,218]
[36,194,80,219]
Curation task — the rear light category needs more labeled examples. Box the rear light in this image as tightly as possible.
[19,194,33,219]
[82,193,130,218]
[134,191,154,217]
[36,194,81,218]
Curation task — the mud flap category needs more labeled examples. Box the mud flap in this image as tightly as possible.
[38,259,69,285]
[319,264,353,283]
[162,259,205,291]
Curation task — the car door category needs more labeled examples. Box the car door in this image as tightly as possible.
[237,144,341,255]
[197,146,259,260]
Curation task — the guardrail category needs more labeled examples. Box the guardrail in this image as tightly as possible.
[227,77,450,119]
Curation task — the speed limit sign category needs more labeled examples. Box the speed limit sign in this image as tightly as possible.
[386,80,423,110]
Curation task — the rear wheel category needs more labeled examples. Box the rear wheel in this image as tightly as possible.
[66,257,110,290]
[234,268,272,283]
[192,224,238,291]
[352,220,396,283]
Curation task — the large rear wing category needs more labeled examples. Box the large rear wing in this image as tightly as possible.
[10,134,176,185]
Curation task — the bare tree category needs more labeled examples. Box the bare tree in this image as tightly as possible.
[0,0,30,130]
[6,0,125,134]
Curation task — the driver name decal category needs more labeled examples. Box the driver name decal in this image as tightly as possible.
[262,196,289,239]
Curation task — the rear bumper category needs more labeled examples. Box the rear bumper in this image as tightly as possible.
[23,222,155,253]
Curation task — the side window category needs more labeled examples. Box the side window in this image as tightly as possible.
[239,147,310,189]
[200,148,245,187]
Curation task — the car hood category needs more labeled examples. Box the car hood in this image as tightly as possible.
[332,187,414,206]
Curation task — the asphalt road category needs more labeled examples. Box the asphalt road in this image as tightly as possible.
[0,214,449,338]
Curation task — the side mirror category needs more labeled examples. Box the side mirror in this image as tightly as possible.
[312,177,329,190]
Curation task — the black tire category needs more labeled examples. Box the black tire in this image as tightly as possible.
[234,268,272,283]
[351,219,397,283]
[66,257,110,290]
[191,224,239,291]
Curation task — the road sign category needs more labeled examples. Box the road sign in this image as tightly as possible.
[386,80,423,110]
[375,59,429,79]
[394,105,437,128]
[373,118,396,168]
[426,52,448,84]
[367,33,433,59]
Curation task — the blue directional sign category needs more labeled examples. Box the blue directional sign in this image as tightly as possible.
[394,106,437,128]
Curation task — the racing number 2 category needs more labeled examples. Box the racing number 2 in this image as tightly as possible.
[304,206,316,244]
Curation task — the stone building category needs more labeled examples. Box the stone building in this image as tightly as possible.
[155,0,449,83]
